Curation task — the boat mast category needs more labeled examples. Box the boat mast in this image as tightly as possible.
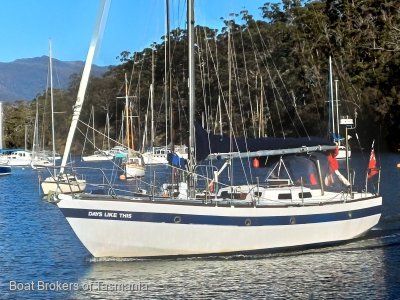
[166,0,174,152]
[24,125,27,151]
[259,75,264,138]
[91,106,96,150]
[188,0,195,174]
[32,99,39,156]
[335,79,340,144]
[165,0,176,184]
[218,95,222,136]
[106,112,110,150]
[124,73,131,157]
[60,0,110,174]
[164,0,169,151]
[49,40,56,172]
[329,56,335,141]
[151,47,155,151]
[228,20,233,191]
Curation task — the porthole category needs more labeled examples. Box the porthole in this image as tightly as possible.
[289,216,296,225]
[278,193,292,200]
[245,218,252,226]
[298,192,312,198]
[348,211,352,219]
[174,216,181,224]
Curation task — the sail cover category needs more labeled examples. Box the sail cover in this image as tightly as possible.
[195,123,335,162]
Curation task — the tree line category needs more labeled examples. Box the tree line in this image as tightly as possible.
[2,0,400,153]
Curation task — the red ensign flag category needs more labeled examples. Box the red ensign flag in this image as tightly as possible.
[367,142,378,179]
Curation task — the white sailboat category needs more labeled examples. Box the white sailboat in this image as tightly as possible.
[1,125,33,166]
[32,42,65,170]
[4,150,32,166]
[108,145,128,158]
[124,152,145,178]
[40,40,86,195]
[141,47,187,165]
[82,150,112,162]
[51,0,382,258]
[82,107,113,162]
[121,73,145,178]
[31,93,53,169]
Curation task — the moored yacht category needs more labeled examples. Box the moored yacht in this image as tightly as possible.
[41,173,86,195]
[49,0,382,259]
[5,150,32,166]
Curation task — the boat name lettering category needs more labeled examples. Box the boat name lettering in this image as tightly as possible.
[104,212,118,218]
[87,211,132,219]
[88,211,103,217]
[119,213,132,219]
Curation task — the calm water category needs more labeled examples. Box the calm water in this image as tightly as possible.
[1,153,400,299]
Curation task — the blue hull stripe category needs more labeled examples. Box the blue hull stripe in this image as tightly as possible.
[60,205,381,227]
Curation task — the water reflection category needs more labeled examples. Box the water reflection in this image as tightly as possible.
[73,239,392,299]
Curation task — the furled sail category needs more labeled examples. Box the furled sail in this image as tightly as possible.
[195,123,336,161]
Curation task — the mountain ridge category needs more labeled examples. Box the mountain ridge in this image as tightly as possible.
[0,56,109,101]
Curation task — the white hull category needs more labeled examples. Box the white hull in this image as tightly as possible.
[41,177,86,195]
[31,159,53,169]
[48,155,62,161]
[142,146,188,165]
[56,194,381,258]
[82,154,112,162]
[125,165,145,178]
[142,153,168,165]
[7,159,31,166]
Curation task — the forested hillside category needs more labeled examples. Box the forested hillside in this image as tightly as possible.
[3,0,399,153]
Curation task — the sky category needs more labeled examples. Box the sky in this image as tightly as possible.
[0,0,268,66]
